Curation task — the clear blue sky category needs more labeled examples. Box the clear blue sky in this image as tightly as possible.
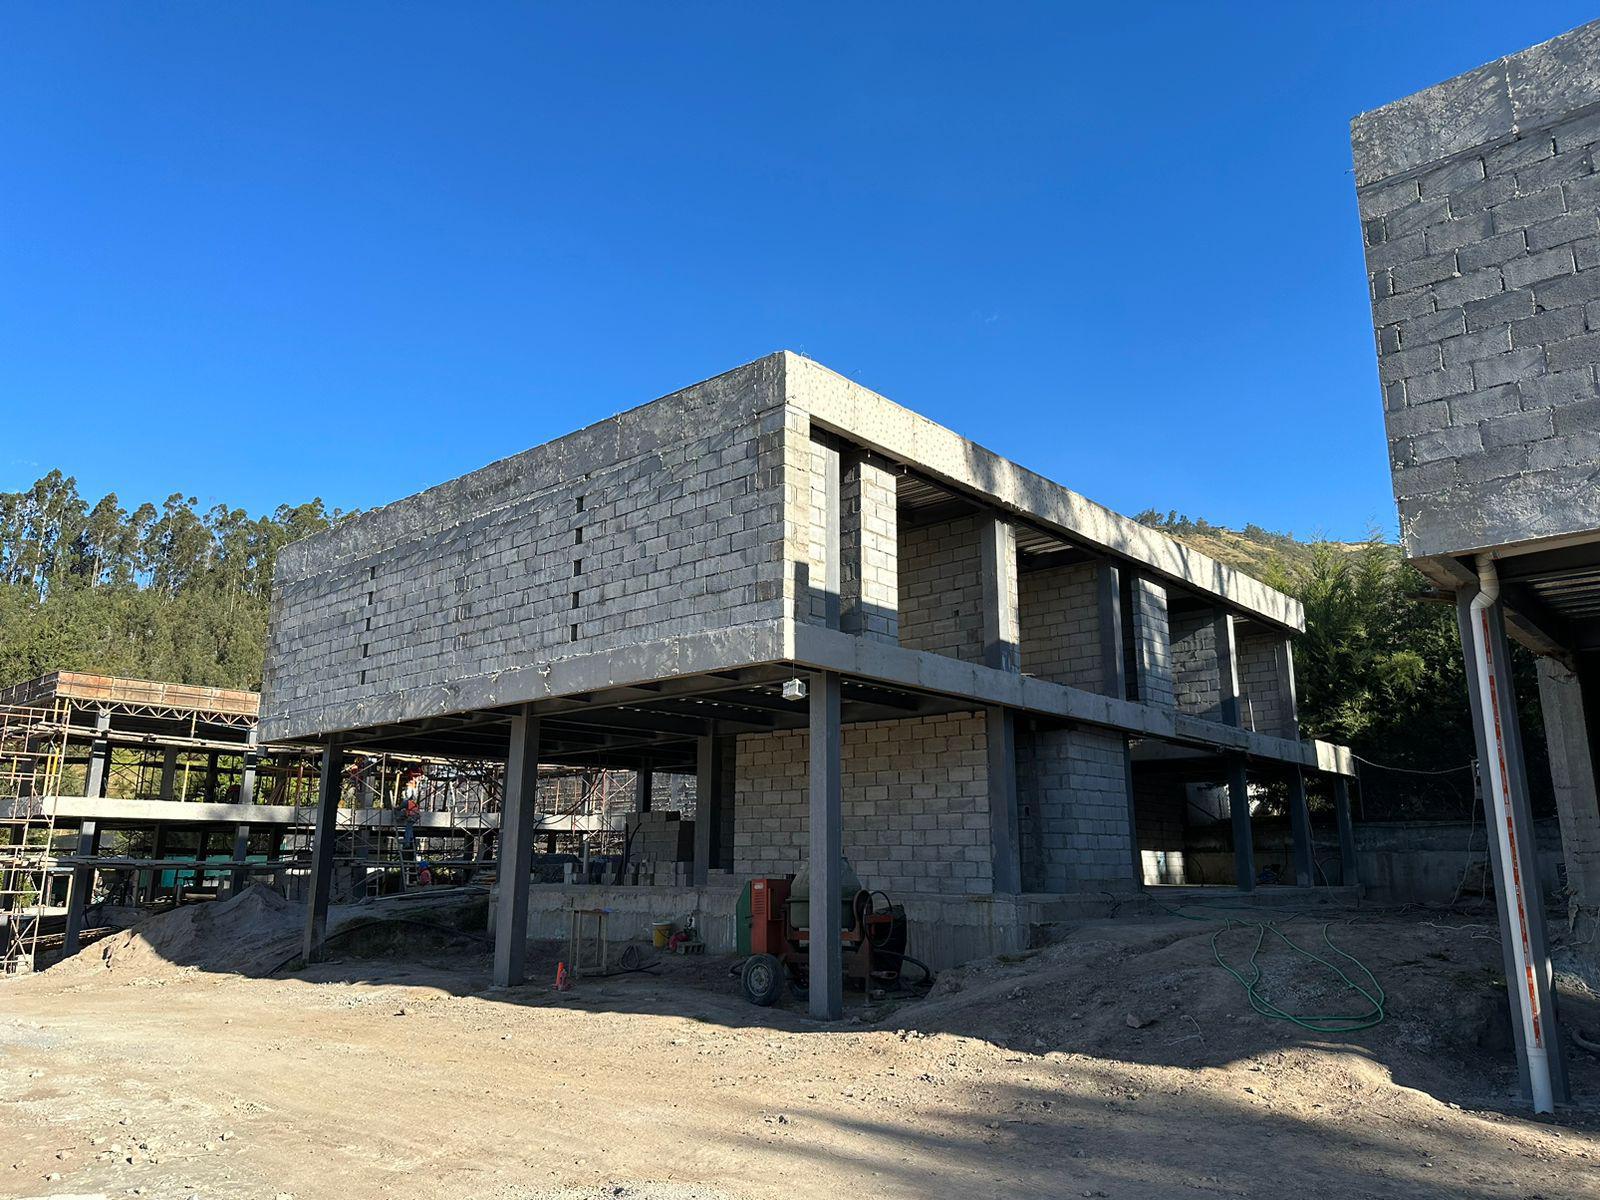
[3,4,1593,541]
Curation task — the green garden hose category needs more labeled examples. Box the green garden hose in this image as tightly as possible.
[1157,899,1387,1033]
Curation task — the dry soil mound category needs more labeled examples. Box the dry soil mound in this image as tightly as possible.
[58,883,302,979]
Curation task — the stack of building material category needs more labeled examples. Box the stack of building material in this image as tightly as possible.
[624,811,695,885]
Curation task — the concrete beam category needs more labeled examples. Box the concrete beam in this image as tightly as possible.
[494,708,539,988]
[785,353,1306,632]
[808,670,843,1020]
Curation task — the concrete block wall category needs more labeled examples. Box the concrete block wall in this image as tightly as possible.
[1237,628,1289,736]
[841,456,900,643]
[898,514,986,662]
[262,361,789,736]
[1170,611,1222,720]
[1352,19,1600,555]
[1130,576,1176,706]
[1018,562,1103,691]
[1016,724,1135,891]
[732,712,993,896]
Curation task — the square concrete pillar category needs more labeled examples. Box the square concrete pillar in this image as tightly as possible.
[62,819,100,954]
[239,729,260,806]
[1215,611,1241,728]
[494,708,540,987]
[1287,769,1313,888]
[808,670,843,1020]
[986,707,1021,893]
[1096,562,1127,699]
[1536,656,1600,938]
[301,744,344,964]
[840,454,899,644]
[980,515,1020,672]
[1227,760,1253,892]
[83,710,110,800]
[693,734,729,885]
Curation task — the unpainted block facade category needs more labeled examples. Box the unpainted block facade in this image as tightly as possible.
[1017,725,1134,891]
[733,713,993,896]
[898,515,986,663]
[1019,563,1104,691]
[1352,18,1600,555]
[1237,627,1292,737]
[1170,611,1223,721]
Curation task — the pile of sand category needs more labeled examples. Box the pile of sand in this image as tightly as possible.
[62,884,303,979]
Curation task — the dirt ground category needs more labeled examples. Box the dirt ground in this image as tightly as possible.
[2,888,1598,1200]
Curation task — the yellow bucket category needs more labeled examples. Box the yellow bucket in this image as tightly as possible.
[651,921,673,949]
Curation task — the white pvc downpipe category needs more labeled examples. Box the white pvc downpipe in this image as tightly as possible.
[1467,553,1554,1113]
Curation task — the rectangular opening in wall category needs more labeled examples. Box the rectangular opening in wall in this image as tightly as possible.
[571,591,581,610]
[575,526,584,545]
[570,623,580,641]
[573,558,583,576]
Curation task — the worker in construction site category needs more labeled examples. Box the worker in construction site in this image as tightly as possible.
[399,766,424,850]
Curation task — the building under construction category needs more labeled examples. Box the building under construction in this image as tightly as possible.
[259,352,1359,1017]
[0,671,652,972]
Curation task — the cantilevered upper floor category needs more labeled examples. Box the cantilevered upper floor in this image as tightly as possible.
[260,352,1348,776]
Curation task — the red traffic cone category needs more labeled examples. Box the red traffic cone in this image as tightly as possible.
[553,961,571,991]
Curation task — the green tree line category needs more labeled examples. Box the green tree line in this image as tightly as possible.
[0,471,341,689]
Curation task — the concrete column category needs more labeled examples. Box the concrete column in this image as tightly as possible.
[1333,775,1357,886]
[1536,656,1600,951]
[1277,641,1301,739]
[694,735,728,885]
[840,454,900,643]
[301,744,344,964]
[204,751,219,802]
[985,707,1021,893]
[1215,611,1241,728]
[980,515,1019,672]
[159,748,178,800]
[1129,575,1174,705]
[636,763,653,814]
[1455,591,1569,1105]
[819,440,842,630]
[1227,760,1253,892]
[84,709,111,799]
[493,708,539,988]
[239,729,259,806]
[1287,769,1313,888]
[1097,562,1126,699]
[808,670,843,1020]
[62,819,100,954]
[229,822,251,894]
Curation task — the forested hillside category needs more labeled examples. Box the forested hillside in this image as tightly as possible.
[0,471,340,689]
[0,474,1538,818]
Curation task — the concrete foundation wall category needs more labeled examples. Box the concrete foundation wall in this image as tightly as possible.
[1016,724,1135,891]
[1352,19,1600,556]
[897,515,986,663]
[733,712,992,895]
[1019,563,1102,691]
